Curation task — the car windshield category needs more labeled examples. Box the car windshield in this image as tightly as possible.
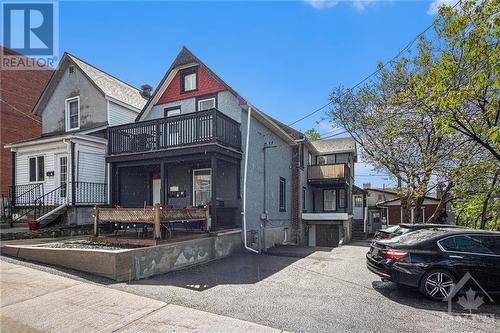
[382,226,400,233]
[382,228,449,245]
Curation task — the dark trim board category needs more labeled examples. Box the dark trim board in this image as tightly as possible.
[106,144,242,164]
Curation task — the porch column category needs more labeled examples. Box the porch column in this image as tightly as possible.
[160,162,166,205]
[211,155,217,231]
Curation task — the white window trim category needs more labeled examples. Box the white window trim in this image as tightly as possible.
[198,97,216,111]
[166,108,181,117]
[184,72,197,92]
[29,155,45,183]
[65,96,80,131]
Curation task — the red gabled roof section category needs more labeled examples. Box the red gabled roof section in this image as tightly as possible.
[155,65,226,105]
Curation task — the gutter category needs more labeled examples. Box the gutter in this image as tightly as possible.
[241,106,260,254]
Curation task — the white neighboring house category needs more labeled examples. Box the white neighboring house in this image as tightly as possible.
[5,53,147,226]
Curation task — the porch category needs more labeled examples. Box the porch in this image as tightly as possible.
[109,152,241,232]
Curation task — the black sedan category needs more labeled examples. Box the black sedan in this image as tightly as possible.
[373,223,464,241]
[366,228,500,300]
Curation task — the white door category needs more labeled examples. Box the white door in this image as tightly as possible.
[193,168,211,206]
[353,195,363,220]
[55,154,68,203]
[152,178,161,205]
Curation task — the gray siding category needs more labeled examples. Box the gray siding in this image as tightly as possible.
[241,109,293,232]
[41,65,107,135]
[143,91,242,123]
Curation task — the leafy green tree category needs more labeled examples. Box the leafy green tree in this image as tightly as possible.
[304,128,321,141]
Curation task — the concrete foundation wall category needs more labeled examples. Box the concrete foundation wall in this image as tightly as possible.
[2,230,242,281]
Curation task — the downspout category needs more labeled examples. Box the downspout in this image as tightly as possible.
[242,106,260,254]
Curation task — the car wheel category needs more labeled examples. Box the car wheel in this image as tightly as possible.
[420,269,456,301]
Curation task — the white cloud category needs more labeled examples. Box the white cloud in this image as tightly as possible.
[351,0,378,12]
[304,0,339,10]
[427,0,459,15]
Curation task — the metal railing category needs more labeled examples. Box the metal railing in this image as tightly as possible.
[74,181,107,204]
[108,109,241,155]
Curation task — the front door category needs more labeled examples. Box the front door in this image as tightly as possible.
[193,168,211,206]
[55,154,68,203]
[152,172,161,205]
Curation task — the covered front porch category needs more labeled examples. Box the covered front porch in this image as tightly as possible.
[108,150,241,233]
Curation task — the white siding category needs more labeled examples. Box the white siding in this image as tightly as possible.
[76,144,106,183]
[15,141,67,196]
[108,101,138,126]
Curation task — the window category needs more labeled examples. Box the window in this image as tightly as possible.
[29,156,44,182]
[69,65,75,74]
[339,190,346,208]
[308,153,313,166]
[181,67,197,92]
[279,177,286,212]
[335,153,349,164]
[65,96,80,130]
[354,195,363,208]
[59,156,67,198]
[302,187,307,212]
[164,107,181,117]
[317,155,334,164]
[198,97,216,111]
[439,235,498,255]
[323,189,336,211]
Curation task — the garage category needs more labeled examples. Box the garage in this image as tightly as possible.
[306,221,343,247]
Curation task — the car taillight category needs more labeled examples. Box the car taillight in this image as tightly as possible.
[379,249,408,261]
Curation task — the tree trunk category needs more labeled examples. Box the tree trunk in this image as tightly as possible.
[427,181,454,224]
[480,170,498,230]
[400,195,412,224]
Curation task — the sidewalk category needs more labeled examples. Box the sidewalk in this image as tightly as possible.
[0,260,288,333]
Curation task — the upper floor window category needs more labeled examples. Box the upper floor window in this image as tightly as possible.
[279,177,286,212]
[165,107,181,117]
[181,67,197,93]
[339,190,346,209]
[323,189,336,211]
[65,96,80,131]
[29,156,44,182]
[302,187,307,212]
[198,97,216,111]
[354,195,363,208]
[308,153,313,166]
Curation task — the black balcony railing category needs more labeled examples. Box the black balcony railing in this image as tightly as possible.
[108,109,241,155]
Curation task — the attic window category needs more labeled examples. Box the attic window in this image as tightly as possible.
[180,67,197,93]
[69,65,75,74]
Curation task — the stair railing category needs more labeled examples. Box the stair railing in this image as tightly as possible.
[34,184,66,221]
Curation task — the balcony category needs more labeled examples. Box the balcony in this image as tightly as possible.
[108,109,241,156]
[307,163,350,186]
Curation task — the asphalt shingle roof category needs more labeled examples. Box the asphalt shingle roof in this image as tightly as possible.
[310,137,356,154]
[68,54,147,110]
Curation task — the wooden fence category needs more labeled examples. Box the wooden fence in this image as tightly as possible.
[94,204,210,239]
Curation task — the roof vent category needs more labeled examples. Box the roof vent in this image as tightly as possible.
[363,182,371,189]
[69,65,75,74]
[140,84,153,99]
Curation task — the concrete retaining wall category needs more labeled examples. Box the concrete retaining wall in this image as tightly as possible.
[2,230,242,281]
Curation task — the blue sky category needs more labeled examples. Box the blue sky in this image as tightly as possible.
[57,0,444,188]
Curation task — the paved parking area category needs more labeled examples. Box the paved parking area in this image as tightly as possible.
[2,242,499,332]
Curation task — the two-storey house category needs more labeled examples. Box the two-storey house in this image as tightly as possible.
[6,52,147,226]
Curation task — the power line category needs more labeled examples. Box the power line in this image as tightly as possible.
[287,1,463,127]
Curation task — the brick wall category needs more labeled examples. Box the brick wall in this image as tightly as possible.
[155,65,226,105]
[0,47,52,196]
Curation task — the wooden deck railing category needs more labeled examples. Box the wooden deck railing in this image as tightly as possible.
[307,163,348,181]
[94,205,210,239]
[108,109,241,155]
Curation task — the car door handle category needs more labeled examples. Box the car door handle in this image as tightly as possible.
[449,255,463,259]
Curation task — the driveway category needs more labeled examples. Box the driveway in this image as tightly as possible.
[2,242,499,332]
